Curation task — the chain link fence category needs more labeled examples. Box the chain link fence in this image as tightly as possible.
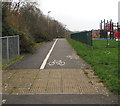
[71,31,92,46]
[0,35,20,63]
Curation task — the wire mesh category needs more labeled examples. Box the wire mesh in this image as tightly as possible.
[71,31,92,46]
[0,35,19,63]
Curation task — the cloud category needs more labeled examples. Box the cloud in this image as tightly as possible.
[40,0,119,31]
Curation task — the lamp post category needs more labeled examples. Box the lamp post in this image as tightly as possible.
[48,11,51,35]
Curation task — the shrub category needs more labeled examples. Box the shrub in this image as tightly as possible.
[2,22,15,36]
[18,31,35,53]
[34,32,53,43]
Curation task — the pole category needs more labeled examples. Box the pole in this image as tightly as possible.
[110,19,113,39]
[100,20,102,30]
[100,20,103,38]
[6,36,9,62]
[106,20,109,47]
[117,22,119,32]
[47,13,49,35]
[104,19,105,30]
[17,35,20,56]
[48,11,51,36]
[101,20,102,30]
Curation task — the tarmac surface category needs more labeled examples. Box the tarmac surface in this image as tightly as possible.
[3,94,118,104]
[2,38,119,104]
[6,39,90,70]
[6,41,54,69]
[45,39,90,69]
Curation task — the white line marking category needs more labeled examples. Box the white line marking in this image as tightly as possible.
[40,39,58,69]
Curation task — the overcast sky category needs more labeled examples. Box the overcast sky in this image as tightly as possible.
[37,0,119,31]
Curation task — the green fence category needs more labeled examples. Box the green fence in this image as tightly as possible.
[70,31,92,46]
[100,30,108,38]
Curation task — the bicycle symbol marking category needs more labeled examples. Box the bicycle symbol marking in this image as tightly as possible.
[48,60,65,66]
[66,55,72,59]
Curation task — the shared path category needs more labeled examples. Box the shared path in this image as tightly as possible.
[2,39,118,104]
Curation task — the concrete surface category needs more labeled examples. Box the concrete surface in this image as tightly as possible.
[2,69,119,104]
[2,69,109,94]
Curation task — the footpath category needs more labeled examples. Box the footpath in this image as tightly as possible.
[2,39,119,104]
[2,69,118,104]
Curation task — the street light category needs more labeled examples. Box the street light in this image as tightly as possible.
[48,11,51,35]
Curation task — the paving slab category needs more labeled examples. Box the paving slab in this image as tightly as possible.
[2,69,119,104]
[2,69,110,94]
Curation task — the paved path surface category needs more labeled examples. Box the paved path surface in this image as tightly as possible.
[6,41,54,69]
[3,94,118,104]
[2,69,118,104]
[2,69,108,94]
[45,39,90,69]
[2,38,119,104]
[6,39,90,70]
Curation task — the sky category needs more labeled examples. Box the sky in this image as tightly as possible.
[37,0,119,31]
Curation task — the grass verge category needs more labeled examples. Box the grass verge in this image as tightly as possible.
[67,38,119,95]
[34,42,44,49]
[2,55,24,70]
[30,42,44,54]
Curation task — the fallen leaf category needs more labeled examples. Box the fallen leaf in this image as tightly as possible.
[2,99,7,104]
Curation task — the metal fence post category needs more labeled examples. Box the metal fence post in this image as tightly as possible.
[17,35,20,56]
[1,35,20,63]
[6,36,9,62]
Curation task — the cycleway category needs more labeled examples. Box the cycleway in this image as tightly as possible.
[6,38,90,70]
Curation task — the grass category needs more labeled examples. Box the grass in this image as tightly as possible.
[67,38,119,95]
[2,55,24,70]
[34,42,44,49]
[29,42,44,54]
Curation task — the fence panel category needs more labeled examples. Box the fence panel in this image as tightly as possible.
[2,38,7,62]
[71,31,92,46]
[100,30,108,38]
[0,35,20,63]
